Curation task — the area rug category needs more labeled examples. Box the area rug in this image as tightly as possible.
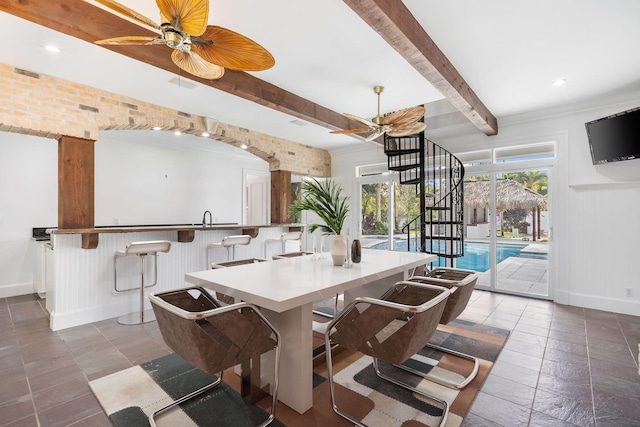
[89,353,286,427]
[328,319,510,427]
[90,319,508,427]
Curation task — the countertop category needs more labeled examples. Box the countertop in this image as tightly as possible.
[47,223,304,235]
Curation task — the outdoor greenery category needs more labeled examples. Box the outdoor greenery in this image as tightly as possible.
[503,170,548,196]
[289,178,349,235]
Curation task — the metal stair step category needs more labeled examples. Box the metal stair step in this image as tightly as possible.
[388,163,420,172]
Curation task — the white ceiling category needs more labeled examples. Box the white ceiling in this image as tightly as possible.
[2,0,640,151]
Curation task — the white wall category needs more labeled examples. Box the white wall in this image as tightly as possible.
[330,89,640,316]
[0,130,269,297]
[0,134,57,297]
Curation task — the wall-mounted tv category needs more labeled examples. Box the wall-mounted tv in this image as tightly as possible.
[585,106,640,165]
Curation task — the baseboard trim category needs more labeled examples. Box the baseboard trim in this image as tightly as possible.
[0,282,34,299]
[567,292,640,317]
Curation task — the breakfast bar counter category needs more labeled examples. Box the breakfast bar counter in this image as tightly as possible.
[44,223,303,330]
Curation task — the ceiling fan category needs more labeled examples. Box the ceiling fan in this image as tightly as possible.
[330,86,426,141]
[93,0,275,80]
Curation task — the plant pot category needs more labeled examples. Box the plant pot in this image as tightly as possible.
[330,234,347,266]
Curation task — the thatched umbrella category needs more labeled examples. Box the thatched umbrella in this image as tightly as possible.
[463,179,547,240]
[463,179,547,210]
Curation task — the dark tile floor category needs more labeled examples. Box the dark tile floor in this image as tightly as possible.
[1,290,639,426]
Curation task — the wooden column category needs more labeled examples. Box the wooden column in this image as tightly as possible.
[270,170,291,224]
[58,136,95,229]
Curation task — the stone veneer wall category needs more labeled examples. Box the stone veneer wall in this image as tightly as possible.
[0,62,331,177]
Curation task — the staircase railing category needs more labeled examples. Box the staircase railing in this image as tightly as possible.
[384,132,465,266]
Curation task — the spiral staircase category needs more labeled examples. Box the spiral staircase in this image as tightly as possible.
[384,131,465,266]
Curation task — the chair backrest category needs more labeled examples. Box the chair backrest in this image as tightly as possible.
[329,282,449,365]
[410,267,478,324]
[150,287,278,374]
[272,251,312,260]
[222,235,252,247]
[211,258,267,268]
[124,240,171,256]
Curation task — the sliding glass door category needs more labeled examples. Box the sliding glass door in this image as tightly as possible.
[461,164,552,299]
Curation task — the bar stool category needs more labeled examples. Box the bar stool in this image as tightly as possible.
[206,234,252,266]
[114,240,171,325]
[264,231,302,258]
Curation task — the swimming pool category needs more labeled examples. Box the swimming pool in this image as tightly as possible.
[370,239,547,272]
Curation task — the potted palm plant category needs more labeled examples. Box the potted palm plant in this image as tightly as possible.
[289,178,349,265]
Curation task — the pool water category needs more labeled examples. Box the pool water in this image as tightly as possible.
[371,239,546,272]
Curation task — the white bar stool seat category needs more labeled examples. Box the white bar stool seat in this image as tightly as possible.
[206,234,252,266]
[114,240,171,325]
[264,231,302,258]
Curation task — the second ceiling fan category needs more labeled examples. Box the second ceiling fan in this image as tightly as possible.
[93,0,275,80]
[331,86,426,141]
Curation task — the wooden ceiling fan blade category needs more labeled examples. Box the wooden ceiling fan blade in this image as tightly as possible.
[94,0,160,29]
[171,50,224,80]
[193,26,275,71]
[95,36,162,45]
[343,113,377,129]
[156,0,209,36]
[387,122,426,137]
[382,105,426,126]
[330,128,372,135]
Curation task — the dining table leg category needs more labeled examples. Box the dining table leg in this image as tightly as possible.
[262,302,314,414]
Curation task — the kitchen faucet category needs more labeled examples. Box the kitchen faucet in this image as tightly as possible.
[202,210,212,227]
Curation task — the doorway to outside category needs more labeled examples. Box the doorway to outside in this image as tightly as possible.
[358,141,555,300]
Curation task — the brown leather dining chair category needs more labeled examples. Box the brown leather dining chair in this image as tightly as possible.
[149,286,281,427]
[324,280,451,427]
[406,267,480,389]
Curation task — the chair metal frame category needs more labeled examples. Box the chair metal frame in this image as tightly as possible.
[405,267,480,389]
[114,240,171,325]
[324,281,451,427]
[149,287,281,427]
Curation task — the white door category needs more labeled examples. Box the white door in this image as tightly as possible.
[246,173,269,225]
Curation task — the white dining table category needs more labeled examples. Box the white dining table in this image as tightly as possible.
[185,248,436,413]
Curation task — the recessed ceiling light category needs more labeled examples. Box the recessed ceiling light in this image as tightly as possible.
[152,126,162,131]
[240,144,248,149]
[553,79,567,87]
[290,119,308,127]
[201,132,210,138]
[44,44,62,53]
[174,131,182,136]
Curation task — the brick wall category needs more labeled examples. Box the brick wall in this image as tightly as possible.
[0,62,331,177]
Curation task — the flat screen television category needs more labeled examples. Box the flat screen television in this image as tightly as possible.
[585,106,640,165]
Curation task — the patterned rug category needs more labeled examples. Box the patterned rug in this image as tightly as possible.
[89,319,509,427]
[328,319,510,427]
[89,353,286,427]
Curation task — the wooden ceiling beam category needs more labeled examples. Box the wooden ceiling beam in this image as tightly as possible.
[344,0,498,136]
[0,0,360,133]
